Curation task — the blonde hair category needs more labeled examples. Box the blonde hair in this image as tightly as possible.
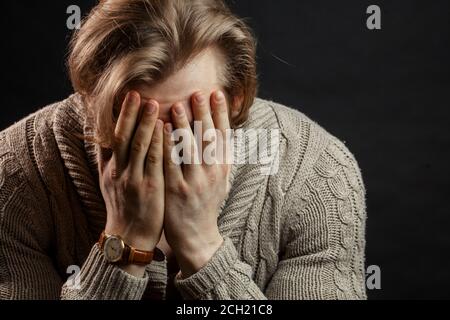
[68,0,258,148]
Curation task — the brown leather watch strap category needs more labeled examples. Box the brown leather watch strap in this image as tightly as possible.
[98,231,107,249]
[98,231,154,266]
[126,246,154,266]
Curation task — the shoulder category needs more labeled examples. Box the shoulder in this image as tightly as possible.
[0,98,63,161]
[0,93,85,185]
[0,94,83,217]
[251,98,364,190]
[0,101,56,180]
[247,99,366,245]
[0,99,64,191]
[0,102,62,249]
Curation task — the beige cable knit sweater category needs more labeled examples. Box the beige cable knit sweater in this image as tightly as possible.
[0,94,367,300]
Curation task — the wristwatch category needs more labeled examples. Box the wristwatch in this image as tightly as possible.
[98,231,154,266]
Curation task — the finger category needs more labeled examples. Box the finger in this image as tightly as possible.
[129,100,159,178]
[192,92,215,135]
[211,90,231,133]
[192,92,216,165]
[145,119,164,179]
[113,91,141,171]
[171,102,200,168]
[211,90,232,165]
[163,123,184,183]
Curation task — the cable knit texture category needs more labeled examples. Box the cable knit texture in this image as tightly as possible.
[0,94,367,300]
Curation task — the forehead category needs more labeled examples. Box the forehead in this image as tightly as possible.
[138,48,226,106]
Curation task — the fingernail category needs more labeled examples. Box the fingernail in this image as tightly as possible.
[215,90,225,102]
[129,91,139,104]
[164,123,173,134]
[195,93,204,104]
[145,101,157,114]
[174,104,184,116]
[155,119,163,130]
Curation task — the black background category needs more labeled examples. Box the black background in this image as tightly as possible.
[1,1,449,299]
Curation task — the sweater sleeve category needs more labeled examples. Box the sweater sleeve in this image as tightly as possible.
[174,237,267,299]
[0,137,148,300]
[60,244,149,300]
[174,139,367,300]
[265,139,367,300]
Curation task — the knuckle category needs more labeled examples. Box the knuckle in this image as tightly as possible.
[206,170,218,184]
[151,133,162,145]
[131,141,146,154]
[120,103,131,118]
[143,178,159,192]
[152,138,162,148]
[193,184,204,195]
[214,99,228,113]
[121,107,133,118]
[191,178,206,194]
[108,165,122,181]
[217,104,227,114]
[113,133,127,146]
[146,152,160,166]
[120,103,136,118]
[179,183,190,197]
[166,183,177,193]
[140,113,154,125]
[168,181,189,196]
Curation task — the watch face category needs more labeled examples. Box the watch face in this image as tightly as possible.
[104,236,124,263]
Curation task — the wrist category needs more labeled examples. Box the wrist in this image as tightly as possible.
[174,232,224,279]
[98,230,156,278]
[104,225,159,251]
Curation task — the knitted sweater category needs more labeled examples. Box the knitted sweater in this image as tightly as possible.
[0,94,367,300]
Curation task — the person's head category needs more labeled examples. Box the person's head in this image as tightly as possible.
[68,0,258,148]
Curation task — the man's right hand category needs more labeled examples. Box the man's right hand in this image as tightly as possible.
[98,91,165,269]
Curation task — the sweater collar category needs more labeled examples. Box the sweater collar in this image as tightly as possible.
[53,93,107,241]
